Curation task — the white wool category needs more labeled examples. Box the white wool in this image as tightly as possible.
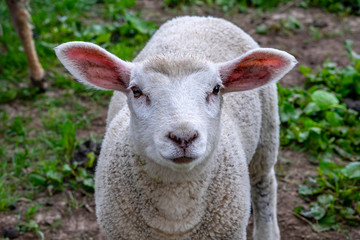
[56,16,297,240]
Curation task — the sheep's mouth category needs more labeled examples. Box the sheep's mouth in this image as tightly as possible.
[170,157,195,164]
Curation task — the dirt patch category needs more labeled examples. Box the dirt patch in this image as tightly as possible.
[274,149,360,240]
[0,191,106,240]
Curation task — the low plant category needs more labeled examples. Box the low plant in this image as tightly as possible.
[256,15,303,36]
[18,220,44,240]
[164,0,292,12]
[299,0,360,15]
[295,161,360,231]
[279,41,360,161]
[278,41,360,230]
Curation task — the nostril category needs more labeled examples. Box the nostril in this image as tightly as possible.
[189,131,199,143]
[168,133,181,144]
[168,131,199,149]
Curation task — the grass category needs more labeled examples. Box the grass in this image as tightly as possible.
[299,0,360,15]
[164,0,294,12]
[164,0,360,15]
[0,0,155,236]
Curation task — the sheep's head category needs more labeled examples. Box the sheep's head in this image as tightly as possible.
[55,42,296,172]
[126,56,223,172]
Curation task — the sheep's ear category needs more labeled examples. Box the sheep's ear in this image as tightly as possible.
[54,41,133,92]
[217,48,297,92]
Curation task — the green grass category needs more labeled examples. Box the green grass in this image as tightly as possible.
[164,0,293,12]
[164,0,360,15]
[0,1,155,236]
[299,0,360,15]
[0,0,155,102]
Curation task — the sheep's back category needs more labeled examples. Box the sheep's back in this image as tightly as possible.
[134,16,258,63]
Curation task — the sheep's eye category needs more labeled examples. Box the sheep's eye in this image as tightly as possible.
[212,85,220,95]
[131,86,143,98]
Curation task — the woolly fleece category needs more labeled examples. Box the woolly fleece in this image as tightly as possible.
[55,16,297,240]
[102,16,286,240]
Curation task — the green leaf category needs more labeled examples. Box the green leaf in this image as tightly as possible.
[294,205,304,214]
[333,145,353,160]
[354,74,360,95]
[344,162,360,179]
[299,65,312,76]
[301,203,326,220]
[85,152,95,169]
[62,163,72,175]
[125,12,155,34]
[28,220,39,229]
[298,185,322,196]
[29,174,47,186]
[46,170,63,183]
[83,178,94,188]
[311,90,339,110]
[255,24,268,35]
[317,194,334,207]
[280,103,300,122]
[325,111,344,127]
[304,102,320,115]
[82,178,94,192]
[298,131,309,143]
[309,127,322,134]
[319,214,337,226]
[96,32,111,43]
[340,207,355,217]
[76,168,87,179]
[26,204,40,220]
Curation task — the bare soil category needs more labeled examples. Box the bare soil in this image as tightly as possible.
[2,2,360,239]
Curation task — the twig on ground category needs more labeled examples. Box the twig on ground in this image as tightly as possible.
[293,212,313,227]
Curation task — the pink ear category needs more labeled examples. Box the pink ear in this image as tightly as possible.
[55,42,133,92]
[218,48,297,92]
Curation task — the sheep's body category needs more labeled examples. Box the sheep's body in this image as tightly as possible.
[97,109,250,239]
[101,17,279,240]
[56,16,296,240]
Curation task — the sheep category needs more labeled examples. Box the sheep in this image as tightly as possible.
[55,16,297,240]
[5,0,46,91]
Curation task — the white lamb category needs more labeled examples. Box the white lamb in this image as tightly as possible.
[55,16,297,240]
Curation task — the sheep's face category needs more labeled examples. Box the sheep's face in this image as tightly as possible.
[55,42,297,173]
[128,58,223,172]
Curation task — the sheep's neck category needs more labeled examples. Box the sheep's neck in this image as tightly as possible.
[131,157,216,235]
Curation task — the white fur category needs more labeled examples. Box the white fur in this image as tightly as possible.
[55,16,297,240]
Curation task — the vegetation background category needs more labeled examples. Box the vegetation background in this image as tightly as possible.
[0,0,359,239]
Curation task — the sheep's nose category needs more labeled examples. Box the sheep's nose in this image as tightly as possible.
[168,131,199,149]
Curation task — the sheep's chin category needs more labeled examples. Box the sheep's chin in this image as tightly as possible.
[155,155,202,173]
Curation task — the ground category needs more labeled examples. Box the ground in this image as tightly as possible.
[1,1,360,239]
